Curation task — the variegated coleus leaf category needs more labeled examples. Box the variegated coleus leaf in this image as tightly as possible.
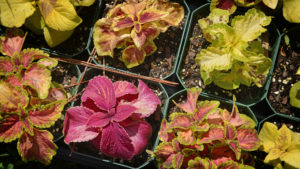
[211,145,237,166]
[187,157,217,169]
[173,88,202,114]
[0,114,23,143]
[236,128,259,151]
[0,57,14,75]
[17,128,58,165]
[0,28,26,57]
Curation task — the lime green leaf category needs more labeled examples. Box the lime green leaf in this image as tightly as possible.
[264,148,284,163]
[259,122,278,152]
[0,0,36,28]
[43,25,73,47]
[290,81,300,109]
[275,124,292,151]
[234,0,260,7]
[263,0,278,9]
[70,0,96,6]
[232,8,271,42]
[283,0,300,23]
[281,149,300,168]
[38,0,82,31]
[296,67,300,75]
[24,9,45,35]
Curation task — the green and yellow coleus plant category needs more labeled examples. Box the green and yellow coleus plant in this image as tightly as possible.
[258,122,300,169]
[93,0,184,68]
[153,88,260,169]
[0,29,67,164]
[0,0,95,47]
[196,8,272,90]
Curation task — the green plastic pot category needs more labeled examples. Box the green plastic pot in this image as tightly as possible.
[64,67,169,169]
[258,113,300,132]
[265,26,300,121]
[91,0,190,80]
[175,3,281,106]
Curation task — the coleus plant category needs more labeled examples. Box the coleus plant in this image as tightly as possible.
[210,0,260,14]
[63,76,161,160]
[196,8,272,90]
[0,29,67,164]
[0,0,95,47]
[153,88,259,169]
[258,122,300,169]
[93,0,184,68]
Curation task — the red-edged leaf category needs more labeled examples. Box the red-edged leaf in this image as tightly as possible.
[123,120,152,155]
[86,111,114,128]
[114,102,136,122]
[17,129,57,165]
[139,9,167,24]
[63,106,98,144]
[177,129,195,145]
[168,113,192,130]
[197,126,225,144]
[81,76,116,111]
[195,100,220,123]
[0,29,25,57]
[172,152,184,169]
[132,80,160,117]
[174,88,202,114]
[0,82,28,112]
[0,57,14,74]
[225,122,236,140]
[18,48,49,68]
[228,141,241,160]
[28,103,62,128]
[22,63,51,99]
[236,128,259,151]
[113,81,138,98]
[211,146,236,166]
[100,122,135,160]
[0,114,23,142]
[158,119,176,142]
[121,45,146,68]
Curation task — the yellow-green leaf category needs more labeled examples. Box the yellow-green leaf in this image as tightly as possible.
[281,149,300,168]
[43,25,73,47]
[70,0,95,6]
[283,0,300,23]
[263,0,278,9]
[258,122,278,152]
[264,148,284,163]
[24,9,45,35]
[0,0,36,28]
[275,124,292,151]
[38,0,82,31]
[296,67,300,75]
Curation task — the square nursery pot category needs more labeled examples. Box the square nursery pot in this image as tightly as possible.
[63,67,168,169]
[176,3,281,107]
[266,26,300,120]
[22,0,103,59]
[91,0,190,80]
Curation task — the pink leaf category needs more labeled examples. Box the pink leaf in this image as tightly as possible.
[194,100,220,123]
[114,103,136,122]
[158,119,175,142]
[82,76,116,111]
[236,128,259,151]
[228,141,241,160]
[177,129,195,145]
[17,129,57,165]
[113,17,134,31]
[22,63,51,99]
[0,57,14,74]
[168,113,192,130]
[221,105,245,127]
[139,10,167,24]
[197,126,225,144]
[113,81,138,98]
[87,110,114,128]
[0,29,25,57]
[132,80,160,117]
[225,123,236,140]
[19,48,49,68]
[173,152,184,169]
[100,122,135,160]
[174,88,202,114]
[0,115,23,143]
[6,75,22,87]
[123,120,152,155]
[63,106,98,144]
[211,146,236,166]
[46,87,66,102]
[22,119,34,136]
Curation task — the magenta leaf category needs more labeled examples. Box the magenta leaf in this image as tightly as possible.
[236,128,259,151]
[113,81,138,98]
[81,76,116,111]
[0,114,23,143]
[63,106,98,144]
[87,111,114,128]
[0,57,14,74]
[100,122,135,160]
[114,102,136,122]
[17,129,57,165]
[173,88,202,114]
[0,29,25,57]
[123,120,152,155]
[132,80,160,117]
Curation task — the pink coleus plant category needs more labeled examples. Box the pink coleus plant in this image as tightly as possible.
[0,29,67,164]
[63,76,161,160]
[154,88,259,169]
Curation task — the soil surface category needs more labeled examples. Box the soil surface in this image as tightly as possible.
[93,0,187,79]
[68,68,166,168]
[268,41,300,118]
[23,3,99,57]
[179,13,275,105]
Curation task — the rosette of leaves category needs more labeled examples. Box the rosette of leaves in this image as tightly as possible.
[63,76,161,160]
[258,122,300,169]
[153,88,259,169]
[0,0,95,47]
[196,8,272,90]
[0,29,67,164]
[93,0,184,68]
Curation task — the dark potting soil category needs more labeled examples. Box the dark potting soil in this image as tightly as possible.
[93,0,187,79]
[68,68,166,168]
[49,62,79,140]
[268,43,300,118]
[179,13,276,105]
[23,3,99,57]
